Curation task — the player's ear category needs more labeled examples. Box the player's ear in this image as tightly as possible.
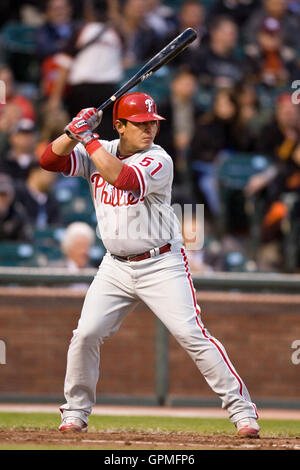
[114,119,126,135]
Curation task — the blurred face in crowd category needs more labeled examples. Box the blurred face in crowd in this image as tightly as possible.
[124,0,147,23]
[46,0,72,25]
[236,83,258,107]
[264,0,286,19]
[213,90,236,120]
[66,235,92,269]
[0,66,14,99]
[9,131,36,154]
[210,19,238,53]
[276,97,299,129]
[180,2,205,30]
[171,72,197,101]
[144,0,161,12]
[0,103,22,134]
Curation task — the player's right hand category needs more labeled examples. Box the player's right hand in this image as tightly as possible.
[76,108,103,130]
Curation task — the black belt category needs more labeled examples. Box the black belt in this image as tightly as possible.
[112,243,171,262]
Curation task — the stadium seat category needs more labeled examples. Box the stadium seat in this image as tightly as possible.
[218,153,270,190]
[0,242,38,267]
[223,251,246,272]
[217,152,270,238]
[0,22,39,83]
[33,227,65,264]
[55,186,95,226]
[280,192,300,273]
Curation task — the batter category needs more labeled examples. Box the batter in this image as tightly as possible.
[40,92,259,437]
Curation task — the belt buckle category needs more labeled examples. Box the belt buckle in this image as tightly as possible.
[149,247,160,258]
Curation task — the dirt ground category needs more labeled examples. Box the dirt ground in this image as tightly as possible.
[1,429,300,450]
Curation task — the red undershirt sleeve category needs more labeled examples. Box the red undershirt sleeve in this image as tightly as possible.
[39,143,72,173]
[113,164,140,191]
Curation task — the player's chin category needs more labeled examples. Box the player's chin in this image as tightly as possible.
[140,138,154,149]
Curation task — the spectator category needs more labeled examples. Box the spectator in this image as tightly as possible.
[243,17,299,88]
[189,88,239,219]
[37,0,78,97]
[0,1,23,27]
[0,118,38,182]
[35,107,70,158]
[0,172,32,241]
[16,161,62,229]
[207,0,260,27]
[245,92,300,198]
[108,0,162,70]
[0,64,36,154]
[244,93,300,249]
[193,15,243,88]
[0,103,22,155]
[0,1,42,26]
[233,80,272,146]
[37,0,75,59]
[47,0,123,140]
[0,64,36,122]
[177,0,207,39]
[165,0,207,72]
[55,221,95,270]
[288,0,300,17]
[144,0,177,39]
[156,68,202,190]
[243,0,300,50]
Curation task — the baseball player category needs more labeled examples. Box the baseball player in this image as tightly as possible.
[40,92,259,437]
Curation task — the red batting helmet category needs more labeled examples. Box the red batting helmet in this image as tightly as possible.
[113,92,165,126]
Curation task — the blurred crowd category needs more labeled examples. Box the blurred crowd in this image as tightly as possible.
[0,0,300,274]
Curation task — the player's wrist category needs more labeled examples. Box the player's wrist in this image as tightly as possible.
[85,136,102,155]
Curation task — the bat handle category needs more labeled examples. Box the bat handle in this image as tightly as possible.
[97,96,117,112]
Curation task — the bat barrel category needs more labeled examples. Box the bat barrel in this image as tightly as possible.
[96,28,197,112]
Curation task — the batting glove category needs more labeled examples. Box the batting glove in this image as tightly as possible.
[64,116,99,146]
[76,108,103,130]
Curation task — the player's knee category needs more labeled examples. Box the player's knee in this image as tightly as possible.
[73,323,116,345]
[73,329,100,346]
[172,325,202,349]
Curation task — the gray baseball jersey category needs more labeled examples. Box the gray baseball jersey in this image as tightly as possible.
[65,139,183,256]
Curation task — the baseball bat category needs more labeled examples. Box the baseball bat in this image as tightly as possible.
[96,27,197,112]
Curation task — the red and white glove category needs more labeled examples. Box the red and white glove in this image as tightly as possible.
[64,108,103,154]
[76,107,102,130]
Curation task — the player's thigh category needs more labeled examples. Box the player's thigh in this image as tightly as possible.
[136,253,201,341]
[77,255,138,341]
